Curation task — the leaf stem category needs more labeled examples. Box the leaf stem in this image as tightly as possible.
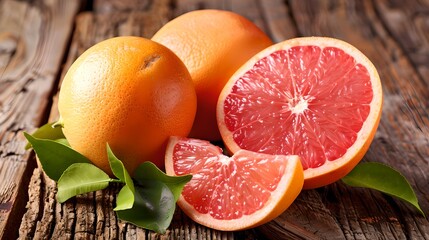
[52,118,64,128]
[109,178,124,183]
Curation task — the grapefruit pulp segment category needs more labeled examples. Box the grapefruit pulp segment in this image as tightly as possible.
[217,37,383,189]
[165,137,304,231]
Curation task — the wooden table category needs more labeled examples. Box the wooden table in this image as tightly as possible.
[1,0,428,239]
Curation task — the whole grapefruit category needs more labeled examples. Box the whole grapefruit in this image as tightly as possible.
[152,10,273,141]
[58,36,197,176]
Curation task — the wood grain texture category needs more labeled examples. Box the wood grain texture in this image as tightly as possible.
[374,0,429,85]
[11,0,429,239]
[0,0,80,239]
[258,0,297,43]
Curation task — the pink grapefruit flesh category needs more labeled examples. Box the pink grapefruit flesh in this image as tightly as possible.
[165,136,303,231]
[217,37,383,189]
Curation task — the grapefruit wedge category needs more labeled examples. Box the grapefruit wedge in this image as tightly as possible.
[165,137,303,231]
[217,37,383,189]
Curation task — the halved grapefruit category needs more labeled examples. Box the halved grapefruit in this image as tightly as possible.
[217,37,383,189]
[165,136,303,231]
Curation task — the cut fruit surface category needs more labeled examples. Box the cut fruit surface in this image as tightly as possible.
[217,37,383,189]
[165,137,303,231]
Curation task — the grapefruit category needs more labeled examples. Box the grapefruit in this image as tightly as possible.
[58,36,197,176]
[165,136,303,231]
[217,37,383,189]
[152,10,273,141]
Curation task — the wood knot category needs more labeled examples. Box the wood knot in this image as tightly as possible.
[0,32,24,71]
[0,32,18,54]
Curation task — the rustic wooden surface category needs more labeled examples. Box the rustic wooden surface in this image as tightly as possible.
[0,0,428,239]
[0,0,80,239]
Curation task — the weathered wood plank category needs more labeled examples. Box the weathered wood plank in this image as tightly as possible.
[0,0,80,239]
[258,0,297,43]
[94,0,153,13]
[172,0,269,32]
[255,0,429,239]
[374,0,429,85]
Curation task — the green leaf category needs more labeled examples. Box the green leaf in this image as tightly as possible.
[342,162,425,217]
[133,162,192,201]
[116,180,175,234]
[107,144,135,210]
[24,132,91,181]
[115,185,135,211]
[25,121,65,149]
[107,144,135,192]
[54,138,70,146]
[57,163,110,203]
[115,162,191,232]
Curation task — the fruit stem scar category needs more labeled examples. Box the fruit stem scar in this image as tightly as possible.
[142,55,160,69]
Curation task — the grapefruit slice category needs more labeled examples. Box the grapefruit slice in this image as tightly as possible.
[217,37,383,189]
[165,137,303,231]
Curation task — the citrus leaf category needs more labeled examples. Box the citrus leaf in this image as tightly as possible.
[25,121,65,149]
[116,180,175,234]
[342,162,425,217]
[54,138,70,146]
[57,163,110,203]
[115,185,135,211]
[24,132,91,181]
[107,144,135,210]
[133,162,192,201]
[107,144,135,191]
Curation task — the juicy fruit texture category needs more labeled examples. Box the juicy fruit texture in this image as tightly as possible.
[217,37,383,189]
[165,137,304,231]
[152,9,273,141]
[58,36,197,176]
